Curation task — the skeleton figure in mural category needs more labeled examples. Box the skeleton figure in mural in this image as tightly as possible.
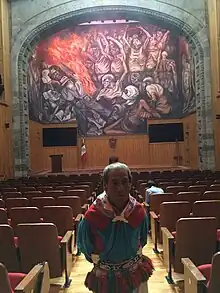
[156,51,177,93]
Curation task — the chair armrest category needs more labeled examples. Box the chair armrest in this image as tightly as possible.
[60,232,73,286]
[61,231,73,245]
[14,263,50,292]
[161,227,174,276]
[75,214,83,223]
[182,258,206,293]
[81,204,88,213]
[161,227,174,240]
[150,211,159,220]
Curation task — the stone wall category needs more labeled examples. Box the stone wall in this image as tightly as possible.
[10,0,214,176]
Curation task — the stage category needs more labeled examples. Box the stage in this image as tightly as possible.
[31,165,192,176]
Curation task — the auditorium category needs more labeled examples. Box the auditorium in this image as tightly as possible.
[0,0,219,292]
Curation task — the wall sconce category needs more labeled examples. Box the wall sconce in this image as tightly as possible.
[4,123,10,129]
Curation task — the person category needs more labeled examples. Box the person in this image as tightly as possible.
[77,162,153,293]
[145,180,164,204]
[108,155,119,164]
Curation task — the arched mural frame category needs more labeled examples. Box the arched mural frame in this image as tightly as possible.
[11,4,214,176]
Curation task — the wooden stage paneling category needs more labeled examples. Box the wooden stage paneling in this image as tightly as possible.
[29,114,198,175]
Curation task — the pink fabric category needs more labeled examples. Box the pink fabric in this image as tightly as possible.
[14,237,18,248]
[8,272,26,291]
[197,264,211,287]
[171,231,176,238]
[217,229,220,241]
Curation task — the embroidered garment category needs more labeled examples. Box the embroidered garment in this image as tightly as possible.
[77,194,153,293]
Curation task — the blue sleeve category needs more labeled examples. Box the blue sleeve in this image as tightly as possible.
[77,218,94,263]
[140,214,149,247]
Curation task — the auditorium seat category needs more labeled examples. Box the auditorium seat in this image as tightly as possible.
[42,206,74,237]
[10,207,41,234]
[0,225,20,272]
[66,189,89,205]
[44,190,64,199]
[192,200,220,242]
[5,198,29,218]
[203,191,220,200]
[166,185,186,195]
[162,217,217,283]
[3,192,22,200]
[0,262,50,293]
[182,251,220,293]
[31,197,55,216]
[177,191,201,205]
[23,190,42,200]
[149,193,175,252]
[188,185,208,194]
[17,223,72,287]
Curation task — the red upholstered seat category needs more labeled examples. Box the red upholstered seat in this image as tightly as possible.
[197,264,211,287]
[217,229,220,241]
[8,272,26,292]
[172,231,176,238]
[14,236,63,248]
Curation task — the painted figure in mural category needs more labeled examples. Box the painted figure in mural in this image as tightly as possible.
[139,77,172,118]
[96,55,127,104]
[156,51,177,93]
[104,85,152,134]
[28,23,195,136]
[124,26,150,72]
[146,30,170,71]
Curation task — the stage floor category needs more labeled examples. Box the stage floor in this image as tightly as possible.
[32,165,192,176]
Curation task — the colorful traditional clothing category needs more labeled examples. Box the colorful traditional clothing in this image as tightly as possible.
[77,193,153,293]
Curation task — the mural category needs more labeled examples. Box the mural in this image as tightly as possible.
[28,23,196,136]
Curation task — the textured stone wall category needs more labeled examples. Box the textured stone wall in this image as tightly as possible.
[10,0,214,176]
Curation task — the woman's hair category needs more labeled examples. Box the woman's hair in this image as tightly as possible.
[109,156,119,165]
[103,162,132,184]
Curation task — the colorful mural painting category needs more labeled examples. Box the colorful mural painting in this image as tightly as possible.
[28,22,196,136]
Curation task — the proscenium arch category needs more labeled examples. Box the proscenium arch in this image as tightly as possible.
[13,5,212,176]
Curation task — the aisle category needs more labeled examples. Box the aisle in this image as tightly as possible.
[66,237,183,293]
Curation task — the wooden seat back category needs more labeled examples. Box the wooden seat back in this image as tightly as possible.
[150,193,175,214]
[209,252,220,293]
[160,201,191,233]
[192,200,220,228]
[42,206,74,236]
[166,186,186,195]
[175,217,217,273]
[203,191,220,200]
[56,196,82,218]
[0,225,20,272]
[17,223,62,278]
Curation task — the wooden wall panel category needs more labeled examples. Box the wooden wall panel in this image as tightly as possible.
[209,0,220,169]
[29,113,198,173]
[0,0,13,179]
